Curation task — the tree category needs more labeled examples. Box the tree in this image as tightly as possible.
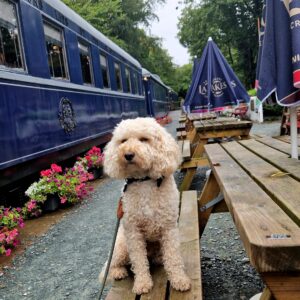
[173,64,193,98]
[178,0,263,89]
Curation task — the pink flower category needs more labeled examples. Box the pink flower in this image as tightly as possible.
[41,169,52,177]
[5,249,11,256]
[27,200,36,212]
[51,164,62,173]
[60,196,67,204]
[0,233,5,242]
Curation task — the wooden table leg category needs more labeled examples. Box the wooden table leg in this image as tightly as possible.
[260,287,275,300]
[180,138,208,192]
[198,172,220,236]
[261,272,300,300]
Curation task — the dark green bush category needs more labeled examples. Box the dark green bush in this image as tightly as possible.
[263,104,283,116]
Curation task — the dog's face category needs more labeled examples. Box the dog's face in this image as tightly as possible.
[104,118,181,179]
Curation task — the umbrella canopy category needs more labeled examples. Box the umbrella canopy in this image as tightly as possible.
[256,0,300,159]
[184,38,250,113]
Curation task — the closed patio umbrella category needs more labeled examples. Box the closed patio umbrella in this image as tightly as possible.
[256,0,300,159]
[183,37,249,113]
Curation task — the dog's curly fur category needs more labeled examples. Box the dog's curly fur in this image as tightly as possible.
[102,117,191,295]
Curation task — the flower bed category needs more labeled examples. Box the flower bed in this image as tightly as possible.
[0,207,24,256]
[0,146,104,256]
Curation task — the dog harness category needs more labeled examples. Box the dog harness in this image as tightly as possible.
[122,176,164,192]
[117,176,165,219]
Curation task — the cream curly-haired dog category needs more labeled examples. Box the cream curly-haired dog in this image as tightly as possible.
[103,117,191,295]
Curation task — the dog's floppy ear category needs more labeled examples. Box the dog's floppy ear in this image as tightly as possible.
[149,126,182,178]
[103,136,124,179]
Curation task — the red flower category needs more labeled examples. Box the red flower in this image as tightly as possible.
[51,164,62,173]
[40,169,52,177]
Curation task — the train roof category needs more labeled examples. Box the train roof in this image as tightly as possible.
[142,68,170,90]
[44,0,141,68]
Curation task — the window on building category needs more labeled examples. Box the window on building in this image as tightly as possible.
[125,68,132,93]
[78,41,93,85]
[133,72,139,94]
[114,62,122,91]
[100,53,110,89]
[0,0,24,71]
[43,22,68,79]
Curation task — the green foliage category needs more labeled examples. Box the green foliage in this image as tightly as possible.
[263,104,283,117]
[178,0,263,89]
[172,64,193,98]
[248,89,257,96]
[62,0,178,90]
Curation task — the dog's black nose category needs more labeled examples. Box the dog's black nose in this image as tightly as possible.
[124,153,135,161]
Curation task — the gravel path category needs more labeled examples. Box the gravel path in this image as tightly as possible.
[0,111,281,300]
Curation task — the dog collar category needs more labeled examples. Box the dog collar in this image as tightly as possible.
[123,176,164,193]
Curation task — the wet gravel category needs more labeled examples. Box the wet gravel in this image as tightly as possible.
[0,111,281,300]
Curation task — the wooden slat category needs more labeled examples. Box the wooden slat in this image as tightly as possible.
[177,140,183,153]
[194,120,252,132]
[181,158,208,169]
[182,140,191,161]
[106,277,136,300]
[140,266,167,300]
[256,136,300,155]
[239,139,300,181]
[197,128,251,139]
[222,142,300,225]
[274,135,300,145]
[176,124,186,132]
[170,191,202,300]
[204,143,300,272]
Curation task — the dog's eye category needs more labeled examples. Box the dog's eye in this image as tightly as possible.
[120,139,127,144]
[139,137,149,142]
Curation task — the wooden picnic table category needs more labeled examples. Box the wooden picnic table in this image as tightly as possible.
[180,119,252,191]
[200,136,300,300]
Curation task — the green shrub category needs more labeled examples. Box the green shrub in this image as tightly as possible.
[263,104,283,117]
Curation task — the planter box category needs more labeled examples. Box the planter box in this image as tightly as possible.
[42,194,60,212]
[89,167,104,180]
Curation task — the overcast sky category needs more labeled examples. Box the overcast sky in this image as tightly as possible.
[149,0,190,66]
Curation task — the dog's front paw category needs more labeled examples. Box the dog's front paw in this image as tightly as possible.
[110,267,128,280]
[132,276,153,295]
[170,273,191,292]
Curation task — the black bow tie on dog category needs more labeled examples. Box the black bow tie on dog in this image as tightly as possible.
[123,176,164,193]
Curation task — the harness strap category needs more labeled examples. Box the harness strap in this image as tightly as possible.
[123,176,164,192]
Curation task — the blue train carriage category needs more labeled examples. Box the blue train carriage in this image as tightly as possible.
[142,68,170,120]
[0,0,146,188]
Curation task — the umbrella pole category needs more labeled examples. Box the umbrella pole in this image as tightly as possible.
[289,106,299,159]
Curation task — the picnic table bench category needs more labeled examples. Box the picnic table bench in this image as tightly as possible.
[180,119,252,191]
[200,137,300,300]
[105,191,202,300]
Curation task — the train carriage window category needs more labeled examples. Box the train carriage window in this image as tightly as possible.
[78,41,93,85]
[133,72,139,94]
[100,53,110,89]
[114,62,122,91]
[125,68,132,93]
[0,0,24,71]
[43,22,68,80]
